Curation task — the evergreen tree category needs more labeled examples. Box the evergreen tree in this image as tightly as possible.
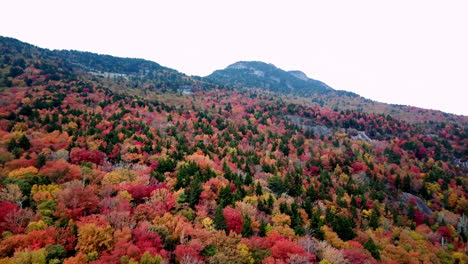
[255,182,263,196]
[18,134,31,150]
[241,215,253,238]
[364,238,381,260]
[36,153,46,169]
[369,208,380,230]
[214,205,227,231]
[187,175,202,208]
[259,220,267,237]
[7,138,16,152]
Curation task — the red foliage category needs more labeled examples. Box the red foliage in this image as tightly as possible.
[27,227,58,250]
[0,201,19,232]
[174,244,202,263]
[352,162,367,173]
[40,159,82,183]
[437,226,452,239]
[125,184,158,203]
[414,210,425,226]
[223,206,244,233]
[56,184,100,219]
[0,234,26,257]
[342,248,373,264]
[132,223,163,255]
[70,148,106,166]
[270,239,308,260]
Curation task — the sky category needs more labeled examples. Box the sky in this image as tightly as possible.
[1,0,468,115]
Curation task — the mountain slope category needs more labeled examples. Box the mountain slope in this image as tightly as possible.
[0,36,467,263]
[207,61,357,97]
[207,61,468,124]
[0,36,218,93]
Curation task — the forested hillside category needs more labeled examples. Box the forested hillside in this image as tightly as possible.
[0,37,467,264]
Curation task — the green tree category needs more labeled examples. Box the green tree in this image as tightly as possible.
[364,238,381,260]
[259,220,267,237]
[214,204,227,231]
[242,215,253,238]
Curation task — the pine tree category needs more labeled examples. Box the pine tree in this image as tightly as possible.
[241,215,253,238]
[214,204,227,231]
[364,238,381,260]
[259,220,267,237]
[255,182,263,196]
[36,153,46,168]
[187,176,202,208]
[369,208,380,230]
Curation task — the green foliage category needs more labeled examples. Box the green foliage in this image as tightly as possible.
[200,245,217,257]
[242,215,253,238]
[46,244,66,263]
[268,176,287,197]
[214,204,227,231]
[364,238,381,260]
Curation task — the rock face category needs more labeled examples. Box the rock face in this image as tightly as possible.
[400,192,433,216]
[284,115,333,137]
[348,129,372,142]
[288,70,310,81]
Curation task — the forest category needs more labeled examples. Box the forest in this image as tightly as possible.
[0,37,467,264]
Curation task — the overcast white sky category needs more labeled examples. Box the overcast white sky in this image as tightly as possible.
[2,0,467,115]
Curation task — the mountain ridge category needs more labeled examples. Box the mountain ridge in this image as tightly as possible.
[1,36,467,124]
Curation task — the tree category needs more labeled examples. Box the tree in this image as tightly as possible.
[76,223,113,254]
[46,244,66,263]
[223,206,243,233]
[18,134,31,150]
[0,184,25,206]
[332,215,356,241]
[70,148,105,166]
[364,238,380,260]
[35,153,46,168]
[242,215,253,238]
[369,208,380,230]
[214,204,227,231]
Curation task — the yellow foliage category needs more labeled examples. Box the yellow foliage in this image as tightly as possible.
[453,252,468,264]
[12,122,28,132]
[21,97,31,105]
[31,184,60,202]
[237,243,255,264]
[448,193,459,209]
[243,195,258,204]
[103,169,136,184]
[321,226,347,249]
[425,182,440,194]
[362,209,372,218]
[272,213,291,226]
[118,190,133,201]
[68,121,78,130]
[268,225,296,238]
[26,220,47,233]
[76,223,114,254]
[0,258,11,264]
[11,249,46,264]
[8,166,38,178]
[319,260,332,264]
[202,217,215,231]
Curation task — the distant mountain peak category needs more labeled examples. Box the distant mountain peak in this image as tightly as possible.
[288,70,310,81]
[208,60,335,96]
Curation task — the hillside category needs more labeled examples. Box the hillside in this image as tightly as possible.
[207,61,468,125]
[0,37,467,264]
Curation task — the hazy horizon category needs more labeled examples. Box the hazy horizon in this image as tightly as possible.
[2,0,467,115]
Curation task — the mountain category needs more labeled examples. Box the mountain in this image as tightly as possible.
[0,36,467,263]
[207,61,358,98]
[207,61,468,124]
[0,36,218,93]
